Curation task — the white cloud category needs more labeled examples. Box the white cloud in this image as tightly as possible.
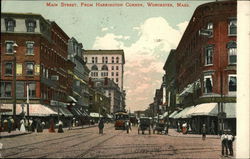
[92,17,187,112]
[101,27,109,32]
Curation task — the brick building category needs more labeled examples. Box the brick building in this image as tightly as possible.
[1,13,74,122]
[164,1,237,134]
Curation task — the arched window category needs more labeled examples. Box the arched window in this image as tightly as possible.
[101,65,108,71]
[91,65,98,71]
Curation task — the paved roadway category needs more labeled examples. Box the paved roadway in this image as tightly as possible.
[0,124,230,158]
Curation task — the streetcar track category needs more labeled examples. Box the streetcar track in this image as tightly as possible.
[2,132,90,151]
[13,125,116,158]
[76,129,125,158]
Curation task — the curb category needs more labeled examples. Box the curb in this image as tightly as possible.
[0,132,32,139]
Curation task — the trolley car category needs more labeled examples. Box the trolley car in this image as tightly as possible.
[114,111,129,130]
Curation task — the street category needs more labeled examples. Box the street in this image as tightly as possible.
[0,123,228,158]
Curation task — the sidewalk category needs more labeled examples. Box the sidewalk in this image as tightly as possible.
[168,128,221,139]
[0,124,97,138]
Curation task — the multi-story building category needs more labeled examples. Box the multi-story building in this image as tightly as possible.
[163,49,177,113]
[165,1,237,134]
[1,13,74,123]
[67,37,90,119]
[83,50,126,111]
[89,78,122,114]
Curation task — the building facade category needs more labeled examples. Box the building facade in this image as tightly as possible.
[83,50,126,111]
[1,13,74,123]
[67,37,90,119]
[164,1,237,134]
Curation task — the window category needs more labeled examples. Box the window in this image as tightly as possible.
[111,72,114,76]
[91,65,98,71]
[207,22,213,37]
[101,65,108,71]
[102,57,105,63]
[4,62,13,75]
[92,57,95,63]
[85,57,88,63]
[16,81,25,98]
[204,75,213,93]
[116,78,119,82]
[116,66,119,70]
[5,18,15,32]
[205,46,213,65]
[227,41,237,65]
[26,62,34,75]
[112,66,114,70]
[95,57,98,63]
[0,81,12,97]
[228,19,237,35]
[116,72,119,76]
[26,42,34,55]
[228,75,236,92]
[6,41,14,53]
[105,57,108,63]
[28,82,36,97]
[112,57,114,63]
[26,19,36,32]
[116,57,119,63]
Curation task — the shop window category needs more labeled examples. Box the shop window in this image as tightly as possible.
[228,75,236,92]
[204,75,213,93]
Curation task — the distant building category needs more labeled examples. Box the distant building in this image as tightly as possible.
[67,37,90,118]
[83,50,126,111]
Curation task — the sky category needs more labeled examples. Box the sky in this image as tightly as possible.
[2,0,213,112]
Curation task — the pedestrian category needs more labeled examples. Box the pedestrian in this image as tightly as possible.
[221,131,228,156]
[125,120,130,133]
[98,118,104,134]
[201,124,206,140]
[58,120,64,133]
[7,117,12,133]
[227,130,235,156]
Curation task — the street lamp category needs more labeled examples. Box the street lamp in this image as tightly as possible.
[12,42,18,126]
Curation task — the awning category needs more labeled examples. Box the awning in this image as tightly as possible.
[162,112,168,118]
[173,106,193,119]
[106,114,113,118]
[0,104,12,113]
[223,103,236,118]
[179,83,194,97]
[0,104,57,116]
[49,106,73,117]
[190,103,218,117]
[68,96,77,102]
[90,112,103,118]
[181,106,196,118]
[70,107,89,117]
[169,111,179,118]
